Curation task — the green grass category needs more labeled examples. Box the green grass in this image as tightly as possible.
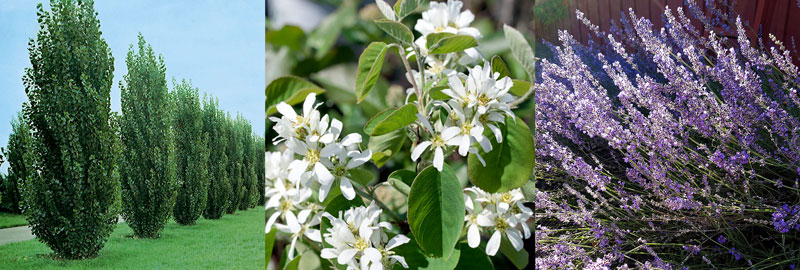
[0,212,27,229]
[0,207,264,269]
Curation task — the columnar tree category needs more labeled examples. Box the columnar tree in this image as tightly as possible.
[255,135,265,205]
[21,0,119,259]
[238,116,255,210]
[172,79,210,225]
[119,34,177,238]
[3,111,33,214]
[202,95,230,219]
[224,113,242,214]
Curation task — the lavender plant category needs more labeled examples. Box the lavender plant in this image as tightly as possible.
[535,1,800,268]
[266,0,535,269]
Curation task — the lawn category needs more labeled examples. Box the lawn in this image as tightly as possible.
[0,212,27,229]
[0,207,264,269]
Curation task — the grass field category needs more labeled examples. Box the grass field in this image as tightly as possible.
[0,207,264,269]
[0,212,27,229]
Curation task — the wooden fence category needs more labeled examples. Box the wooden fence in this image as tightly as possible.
[551,0,800,47]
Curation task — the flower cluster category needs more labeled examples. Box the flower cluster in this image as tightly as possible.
[267,93,410,264]
[772,204,800,234]
[269,93,371,201]
[411,62,517,171]
[463,187,532,256]
[321,203,410,270]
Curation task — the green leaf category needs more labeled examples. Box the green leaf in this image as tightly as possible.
[266,230,277,267]
[425,33,455,48]
[408,164,465,258]
[454,243,494,270]
[356,42,392,103]
[265,76,325,116]
[368,128,407,167]
[266,25,306,51]
[429,85,450,100]
[522,179,535,201]
[394,0,422,19]
[500,237,529,269]
[374,19,414,44]
[509,79,531,97]
[364,107,396,135]
[392,234,461,270]
[491,55,512,79]
[348,168,376,186]
[283,255,301,270]
[467,116,534,193]
[308,0,357,59]
[388,169,416,196]
[369,103,417,136]
[503,25,535,79]
[428,35,478,55]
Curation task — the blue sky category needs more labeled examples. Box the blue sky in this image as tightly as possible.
[0,0,265,173]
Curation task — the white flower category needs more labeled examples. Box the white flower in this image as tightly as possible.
[463,187,532,256]
[269,93,324,144]
[411,113,451,171]
[265,172,312,233]
[320,147,372,201]
[414,0,480,38]
[442,100,492,156]
[287,137,335,186]
[464,193,482,248]
[276,209,322,258]
[320,203,409,270]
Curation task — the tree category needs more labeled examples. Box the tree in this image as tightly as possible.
[202,95,230,219]
[255,135,265,206]
[21,0,119,259]
[238,116,255,210]
[172,79,210,225]
[3,111,33,214]
[119,34,177,238]
[225,113,242,214]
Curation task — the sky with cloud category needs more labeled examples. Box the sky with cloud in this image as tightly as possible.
[0,0,265,173]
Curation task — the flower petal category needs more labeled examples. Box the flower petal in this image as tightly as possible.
[340,178,356,200]
[486,230,502,256]
[386,234,411,250]
[468,224,481,248]
[411,141,432,161]
[337,248,358,264]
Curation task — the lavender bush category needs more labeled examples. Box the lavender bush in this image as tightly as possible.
[535,1,800,269]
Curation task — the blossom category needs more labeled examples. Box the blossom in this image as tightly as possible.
[414,0,480,38]
[411,113,451,171]
[442,100,491,156]
[320,146,372,201]
[321,203,409,270]
[265,156,312,233]
[269,93,324,144]
[276,209,322,258]
[464,187,531,256]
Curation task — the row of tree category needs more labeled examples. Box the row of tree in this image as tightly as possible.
[0,0,264,259]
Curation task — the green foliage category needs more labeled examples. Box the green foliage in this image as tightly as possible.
[365,103,417,136]
[467,116,535,193]
[374,19,414,45]
[426,34,478,55]
[490,56,512,79]
[202,96,230,219]
[255,136,266,206]
[172,79,210,225]
[388,169,415,197]
[454,243,493,270]
[308,0,357,59]
[225,113,243,214]
[391,234,462,270]
[393,0,423,20]
[407,164,465,258]
[236,116,256,210]
[21,0,119,259]
[356,42,392,103]
[265,76,324,117]
[3,111,33,214]
[499,237,529,269]
[119,34,178,238]
[503,25,535,80]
